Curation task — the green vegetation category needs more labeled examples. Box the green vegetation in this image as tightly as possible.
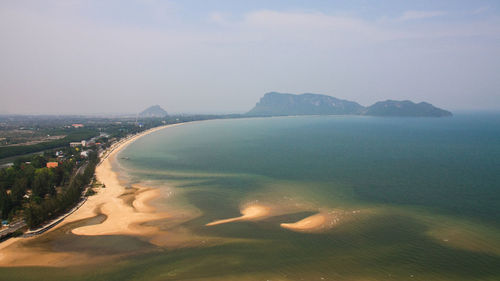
[0,129,98,159]
[0,114,246,230]
[0,114,249,161]
[0,149,99,229]
[24,152,98,228]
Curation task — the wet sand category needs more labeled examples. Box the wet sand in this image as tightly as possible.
[60,124,182,236]
[281,210,358,233]
[0,124,182,266]
[206,204,271,226]
[0,123,361,267]
[280,213,327,232]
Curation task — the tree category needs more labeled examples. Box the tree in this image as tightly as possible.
[53,166,64,187]
[3,167,18,189]
[24,204,41,228]
[22,164,36,187]
[11,177,28,205]
[0,188,13,219]
[31,155,47,169]
[32,168,55,197]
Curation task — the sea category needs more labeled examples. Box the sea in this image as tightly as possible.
[2,114,500,281]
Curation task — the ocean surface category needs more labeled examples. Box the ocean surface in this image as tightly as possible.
[2,114,500,280]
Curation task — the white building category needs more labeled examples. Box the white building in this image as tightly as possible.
[70,142,81,147]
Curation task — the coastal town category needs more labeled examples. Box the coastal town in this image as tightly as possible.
[0,107,217,242]
[0,124,107,241]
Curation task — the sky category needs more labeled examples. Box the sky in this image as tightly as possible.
[1,0,499,114]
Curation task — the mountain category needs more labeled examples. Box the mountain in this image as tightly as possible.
[363,100,452,117]
[247,92,452,117]
[247,92,365,116]
[139,105,168,118]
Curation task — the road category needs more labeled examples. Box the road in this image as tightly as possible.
[22,162,91,237]
[0,221,27,240]
[0,161,90,242]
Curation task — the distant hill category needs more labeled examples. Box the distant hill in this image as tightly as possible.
[247,92,365,116]
[247,92,452,117]
[363,100,452,117]
[139,105,168,118]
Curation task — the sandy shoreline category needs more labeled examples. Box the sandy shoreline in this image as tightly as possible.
[59,123,182,234]
[0,121,361,267]
[0,124,182,266]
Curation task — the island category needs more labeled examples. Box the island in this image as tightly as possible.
[247,92,452,117]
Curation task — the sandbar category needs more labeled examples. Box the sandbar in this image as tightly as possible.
[280,213,327,232]
[64,124,182,236]
[206,204,271,226]
[280,209,355,233]
[0,124,181,266]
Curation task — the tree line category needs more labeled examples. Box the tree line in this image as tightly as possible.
[0,129,99,159]
[0,151,98,229]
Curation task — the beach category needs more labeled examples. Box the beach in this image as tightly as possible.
[55,124,183,236]
[0,116,499,280]
[0,124,181,266]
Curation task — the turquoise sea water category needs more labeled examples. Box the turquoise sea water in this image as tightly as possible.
[127,115,500,221]
[2,114,500,280]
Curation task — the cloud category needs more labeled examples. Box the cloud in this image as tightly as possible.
[243,10,365,30]
[231,10,404,44]
[473,6,490,15]
[209,12,227,24]
[0,4,499,113]
[398,10,446,21]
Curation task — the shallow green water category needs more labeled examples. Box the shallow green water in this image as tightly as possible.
[2,115,500,280]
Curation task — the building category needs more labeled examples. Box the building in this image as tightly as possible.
[81,140,87,147]
[46,162,59,168]
[72,124,84,128]
[70,142,81,147]
[55,151,65,159]
[80,150,90,158]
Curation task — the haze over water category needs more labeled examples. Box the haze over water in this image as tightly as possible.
[2,114,500,280]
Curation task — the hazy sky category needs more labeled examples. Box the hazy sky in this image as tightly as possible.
[1,0,500,114]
